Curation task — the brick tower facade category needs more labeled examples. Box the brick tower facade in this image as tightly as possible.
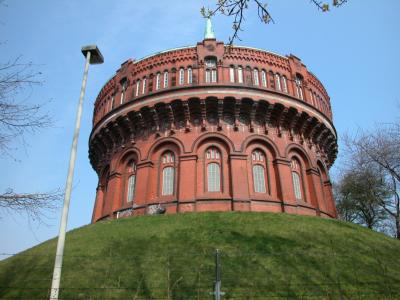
[89,21,338,222]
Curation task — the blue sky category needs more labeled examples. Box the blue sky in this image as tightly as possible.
[0,0,399,256]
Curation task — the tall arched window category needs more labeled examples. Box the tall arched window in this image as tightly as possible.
[291,158,303,201]
[187,67,193,84]
[261,70,267,87]
[142,77,147,94]
[252,150,266,193]
[135,80,140,97]
[179,68,184,85]
[295,75,304,100]
[237,67,243,83]
[282,76,288,93]
[156,73,161,90]
[206,147,221,192]
[120,80,127,104]
[229,66,235,83]
[253,69,259,86]
[275,74,282,91]
[110,95,114,111]
[126,160,136,202]
[163,71,169,88]
[161,151,175,196]
[205,57,217,83]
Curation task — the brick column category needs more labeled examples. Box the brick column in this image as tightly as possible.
[178,154,197,212]
[306,168,322,216]
[105,171,121,214]
[230,154,250,211]
[92,184,104,222]
[135,160,153,207]
[324,180,337,217]
[273,158,293,212]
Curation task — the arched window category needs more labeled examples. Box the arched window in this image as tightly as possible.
[205,57,217,83]
[237,67,243,83]
[142,77,147,94]
[275,74,281,91]
[135,80,140,97]
[291,158,303,201]
[126,160,136,202]
[309,90,315,106]
[253,69,259,86]
[261,70,267,87]
[187,67,193,84]
[179,68,185,85]
[156,73,161,90]
[120,80,127,104]
[161,151,175,196]
[110,95,114,111]
[229,66,235,83]
[282,76,288,93]
[206,147,221,192]
[163,71,169,88]
[295,75,304,100]
[252,150,266,193]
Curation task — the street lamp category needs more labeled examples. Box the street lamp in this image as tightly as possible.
[49,45,103,300]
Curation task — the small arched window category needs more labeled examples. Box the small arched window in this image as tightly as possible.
[282,76,288,93]
[163,71,169,88]
[120,80,127,104]
[110,95,115,111]
[295,75,304,100]
[161,151,175,196]
[206,147,221,192]
[179,68,185,85]
[135,80,140,97]
[187,67,193,84]
[253,69,259,86]
[252,150,266,193]
[237,67,243,84]
[261,70,267,87]
[156,73,161,90]
[291,158,303,201]
[275,74,281,91]
[229,66,235,83]
[126,160,136,202]
[205,57,217,83]
[142,77,147,94]
[309,90,315,106]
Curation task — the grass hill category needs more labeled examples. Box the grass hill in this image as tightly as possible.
[0,212,399,299]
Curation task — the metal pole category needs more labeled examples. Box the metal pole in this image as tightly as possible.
[211,249,225,300]
[49,51,92,300]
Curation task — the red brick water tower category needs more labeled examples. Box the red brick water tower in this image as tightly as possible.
[89,20,337,222]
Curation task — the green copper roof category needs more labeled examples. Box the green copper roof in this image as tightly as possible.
[204,17,215,39]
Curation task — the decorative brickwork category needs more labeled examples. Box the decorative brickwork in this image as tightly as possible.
[89,36,338,222]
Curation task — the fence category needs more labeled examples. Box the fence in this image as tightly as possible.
[0,248,400,299]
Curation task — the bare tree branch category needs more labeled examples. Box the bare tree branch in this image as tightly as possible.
[0,56,52,155]
[0,188,62,225]
[201,0,348,45]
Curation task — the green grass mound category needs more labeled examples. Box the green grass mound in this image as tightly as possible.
[1,212,399,299]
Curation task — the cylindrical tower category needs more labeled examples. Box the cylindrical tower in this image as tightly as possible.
[89,24,337,222]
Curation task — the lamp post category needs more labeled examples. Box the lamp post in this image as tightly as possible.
[49,45,103,300]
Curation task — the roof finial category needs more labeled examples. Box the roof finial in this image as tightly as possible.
[204,17,216,39]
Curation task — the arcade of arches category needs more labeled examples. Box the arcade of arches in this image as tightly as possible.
[92,132,336,222]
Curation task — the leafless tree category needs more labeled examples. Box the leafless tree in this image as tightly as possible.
[0,56,51,153]
[0,188,62,224]
[343,121,400,239]
[201,0,348,45]
[0,36,61,223]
